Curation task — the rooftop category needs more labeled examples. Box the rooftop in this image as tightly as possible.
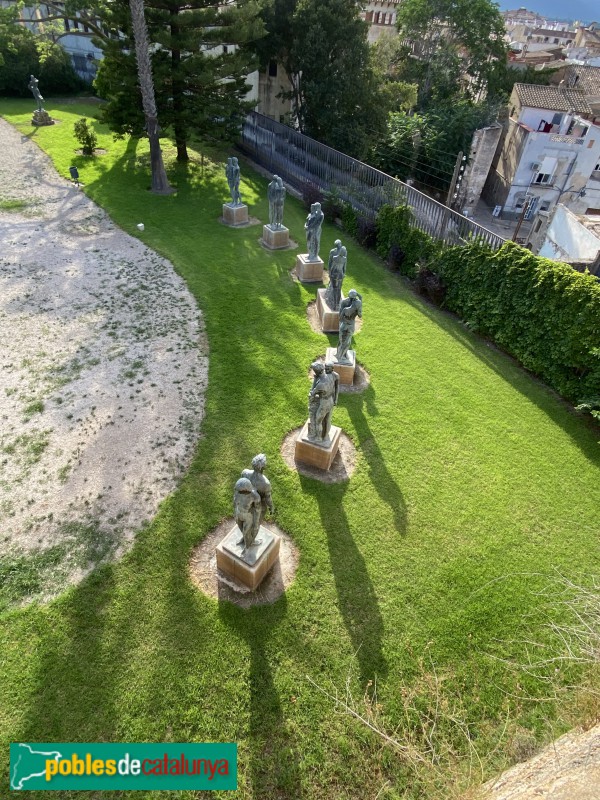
[565,65,600,96]
[531,28,575,37]
[513,83,592,113]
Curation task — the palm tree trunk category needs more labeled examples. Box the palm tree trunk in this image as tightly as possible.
[129,0,173,194]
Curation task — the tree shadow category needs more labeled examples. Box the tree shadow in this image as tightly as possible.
[299,478,388,686]
[218,596,304,799]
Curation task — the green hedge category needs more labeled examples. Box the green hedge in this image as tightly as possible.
[373,204,600,407]
[376,204,439,278]
[438,240,600,404]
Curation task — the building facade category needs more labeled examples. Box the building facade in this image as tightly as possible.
[483,83,600,220]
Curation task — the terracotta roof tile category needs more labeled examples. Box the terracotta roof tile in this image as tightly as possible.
[514,83,592,113]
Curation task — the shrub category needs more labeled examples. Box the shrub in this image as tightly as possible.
[341,202,358,238]
[38,42,84,95]
[356,216,377,249]
[376,204,438,278]
[301,182,323,210]
[415,266,447,306]
[321,187,343,221]
[73,118,97,156]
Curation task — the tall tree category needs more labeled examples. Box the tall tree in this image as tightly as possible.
[396,0,508,107]
[256,0,387,159]
[128,0,172,193]
[94,0,264,162]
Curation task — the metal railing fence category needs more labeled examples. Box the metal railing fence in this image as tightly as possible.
[239,112,506,251]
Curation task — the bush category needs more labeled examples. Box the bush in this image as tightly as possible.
[415,266,447,306]
[73,118,97,156]
[376,204,438,278]
[357,216,377,249]
[341,202,358,238]
[321,187,343,221]
[301,182,323,210]
[38,42,84,95]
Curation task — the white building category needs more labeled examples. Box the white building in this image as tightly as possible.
[361,0,402,43]
[529,203,600,273]
[483,83,600,220]
[0,0,103,81]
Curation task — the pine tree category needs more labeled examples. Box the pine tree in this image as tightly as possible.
[95,0,264,162]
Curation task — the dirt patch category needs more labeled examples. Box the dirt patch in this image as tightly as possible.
[0,117,208,602]
[280,426,358,483]
[189,519,299,608]
[481,723,600,800]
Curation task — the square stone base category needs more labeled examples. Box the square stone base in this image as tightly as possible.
[296,254,324,282]
[262,225,289,249]
[325,347,356,385]
[32,110,54,127]
[216,524,281,591]
[294,420,341,470]
[317,288,344,333]
[223,203,249,226]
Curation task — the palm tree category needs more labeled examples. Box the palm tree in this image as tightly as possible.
[129,0,173,194]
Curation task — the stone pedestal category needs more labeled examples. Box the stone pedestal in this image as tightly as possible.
[222,203,249,227]
[316,288,344,333]
[325,347,356,385]
[32,110,54,127]
[294,420,341,470]
[262,224,289,249]
[216,524,281,591]
[296,254,324,282]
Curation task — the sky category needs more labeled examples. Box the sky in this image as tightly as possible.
[496,0,597,24]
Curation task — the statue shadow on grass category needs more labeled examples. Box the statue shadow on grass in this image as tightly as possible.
[218,595,304,799]
[343,384,407,535]
[298,477,388,687]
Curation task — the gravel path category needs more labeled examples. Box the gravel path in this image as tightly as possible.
[0,118,208,600]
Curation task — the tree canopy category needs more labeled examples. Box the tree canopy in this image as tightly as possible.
[94,0,264,161]
[396,0,508,106]
[256,0,388,159]
[0,5,82,96]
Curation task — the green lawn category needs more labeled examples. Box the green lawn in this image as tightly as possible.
[1,99,599,799]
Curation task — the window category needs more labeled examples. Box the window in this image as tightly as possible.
[540,201,551,211]
[534,218,543,232]
[268,60,277,77]
[223,44,228,54]
[534,172,552,184]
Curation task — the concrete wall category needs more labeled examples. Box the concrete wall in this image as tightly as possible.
[257,67,293,123]
[459,122,502,213]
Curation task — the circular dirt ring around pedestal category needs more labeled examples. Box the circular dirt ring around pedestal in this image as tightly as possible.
[189,519,298,608]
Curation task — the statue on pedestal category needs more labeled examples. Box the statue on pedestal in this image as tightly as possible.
[267,176,286,229]
[308,361,339,443]
[336,289,362,363]
[305,202,324,261]
[28,75,44,111]
[325,239,347,310]
[225,156,242,206]
[241,453,274,525]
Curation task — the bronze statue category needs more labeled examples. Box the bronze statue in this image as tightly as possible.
[308,361,338,443]
[225,156,242,206]
[267,175,285,229]
[305,202,324,261]
[233,477,262,552]
[28,75,44,112]
[325,239,347,310]
[241,453,274,525]
[336,289,362,363]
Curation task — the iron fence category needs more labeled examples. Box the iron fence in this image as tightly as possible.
[239,112,506,252]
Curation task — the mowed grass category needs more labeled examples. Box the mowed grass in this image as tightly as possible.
[1,99,599,799]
